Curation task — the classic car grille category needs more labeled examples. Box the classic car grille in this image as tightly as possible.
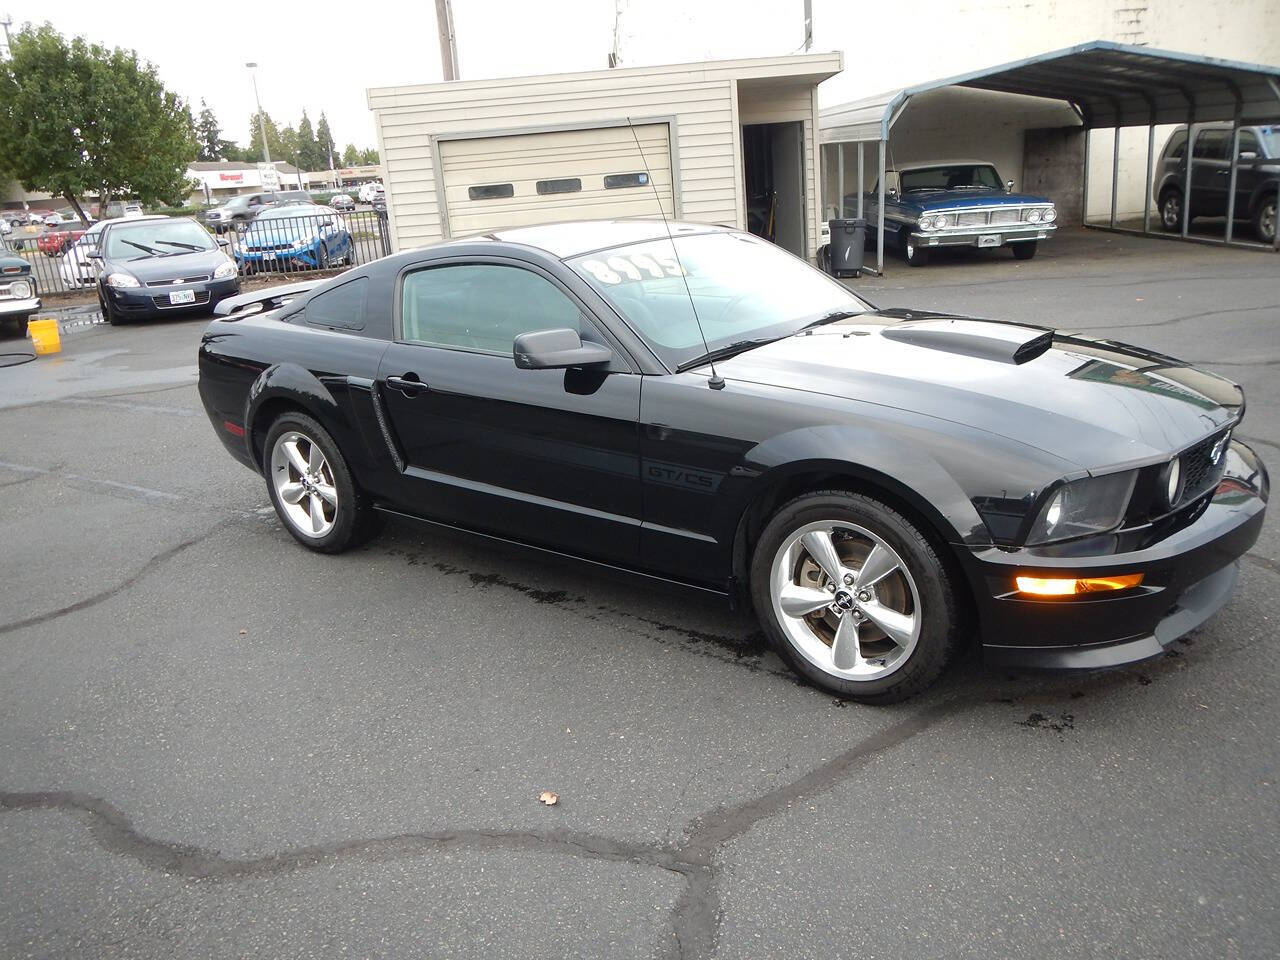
[1178,431,1229,506]
[146,275,209,287]
[989,209,1020,225]
[956,211,988,227]
[151,291,211,309]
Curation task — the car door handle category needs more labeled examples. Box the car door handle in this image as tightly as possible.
[386,374,427,396]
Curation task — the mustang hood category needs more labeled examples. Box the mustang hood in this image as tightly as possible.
[718,312,1244,472]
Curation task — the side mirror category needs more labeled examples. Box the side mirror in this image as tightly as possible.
[87,249,103,260]
[1006,179,1015,193]
[217,235,230,247]
[513,328,612,370]
[319,218,334,227]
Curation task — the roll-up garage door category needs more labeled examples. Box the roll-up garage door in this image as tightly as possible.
[438,123,674,237]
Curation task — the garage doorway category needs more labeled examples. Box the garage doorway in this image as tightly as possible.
[743,121,806,257]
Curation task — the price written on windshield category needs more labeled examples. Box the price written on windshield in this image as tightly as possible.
[579,252,685,285]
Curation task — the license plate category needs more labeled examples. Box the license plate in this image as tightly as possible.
[977,234,1002,248]
[169,289,196,304]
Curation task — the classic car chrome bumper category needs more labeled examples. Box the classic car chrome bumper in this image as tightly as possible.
[0,295,40,316]
[912,224,1055,248]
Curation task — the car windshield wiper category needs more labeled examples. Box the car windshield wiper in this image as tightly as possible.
[675,337,784,373]
[121,239,160,255]
[155,240,203,252]
[800,309,863,330]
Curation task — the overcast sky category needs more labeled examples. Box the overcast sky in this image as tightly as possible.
[3,0,819,153]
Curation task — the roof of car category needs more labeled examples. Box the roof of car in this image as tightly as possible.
[893,160,1000,173]
[483,219,731,258]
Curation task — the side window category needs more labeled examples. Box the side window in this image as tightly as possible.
[1193,131,1228,160]
[1168,131,1187,160]
[1238,130,1260,156]
[400,264,587,354]
[304,277,367,331]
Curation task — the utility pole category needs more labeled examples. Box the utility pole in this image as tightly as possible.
[245,62,271,163]
[434,0,459,81]
[0,14,13,59]
[803,0,813,51]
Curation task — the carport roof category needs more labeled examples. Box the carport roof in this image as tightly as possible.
[820,40,1280,142]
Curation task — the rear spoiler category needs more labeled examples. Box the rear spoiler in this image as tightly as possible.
[214,280,321,317]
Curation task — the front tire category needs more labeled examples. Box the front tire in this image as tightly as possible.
[1159,188,1183,232]
[264,412,378,553]
[1011,241,1037,260]
[750,491,962,703]
[99,294,124,326]
[1255,194,1277,245]
[902,230,929,267]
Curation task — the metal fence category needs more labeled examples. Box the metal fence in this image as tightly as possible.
[3,208,391,297]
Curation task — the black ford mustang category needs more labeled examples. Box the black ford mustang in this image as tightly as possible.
[198,220,1268,703]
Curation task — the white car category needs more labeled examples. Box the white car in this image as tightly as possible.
[357,182,384,204]
[0,218,10,236]
[58,215,166,289]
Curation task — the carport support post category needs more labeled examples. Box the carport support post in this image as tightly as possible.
[1143,124,1155,234]
[1182,111,1194,238]
[1109,127,1120,229]
[1225,109,1242,245]
[1081,130,1091,226]
[876,138,886,274]
[836,143,844,218]
[857,142,864,219]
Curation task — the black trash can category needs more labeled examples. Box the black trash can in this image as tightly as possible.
[827,218,866,278]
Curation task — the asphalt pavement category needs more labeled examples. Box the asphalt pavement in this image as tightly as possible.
[1,228,1277,959]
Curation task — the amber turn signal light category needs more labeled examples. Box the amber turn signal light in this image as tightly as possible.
[1015,573,1144,596]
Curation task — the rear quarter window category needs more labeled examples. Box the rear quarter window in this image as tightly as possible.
[304,277,368,332]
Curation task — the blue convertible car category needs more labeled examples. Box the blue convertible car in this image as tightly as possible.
[859,160,1057,266]
[235,205,354,273]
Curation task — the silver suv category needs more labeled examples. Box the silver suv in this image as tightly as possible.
[203,190,312,233]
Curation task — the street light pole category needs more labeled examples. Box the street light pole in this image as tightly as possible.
[245,62,271,164]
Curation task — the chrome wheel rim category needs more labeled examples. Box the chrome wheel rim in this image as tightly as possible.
[1261,202,1276,243]
[770,520,921,682]
[270,431,338,538]
[1162,195,1181,228]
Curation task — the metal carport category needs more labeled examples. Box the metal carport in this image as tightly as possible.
[820,41,1280,274]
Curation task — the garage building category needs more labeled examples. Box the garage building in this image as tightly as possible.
[367,53,842,261]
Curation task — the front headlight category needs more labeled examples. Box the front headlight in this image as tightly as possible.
[212,259,237,279]
[106,272,140,288]
[1026,470,1137,545]
[8,279,31,299]
[1026,208,1042,223]
[1043,207,1057,222]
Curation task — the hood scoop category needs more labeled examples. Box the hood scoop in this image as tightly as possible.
[880,319,1054,365]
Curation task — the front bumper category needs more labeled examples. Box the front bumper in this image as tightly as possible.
[104,277,240,318]
[960,440,1268,670]
[0,296,40,317]
[913,224,1055,248]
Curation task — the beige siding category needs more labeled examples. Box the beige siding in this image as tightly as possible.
[368,53,841,252]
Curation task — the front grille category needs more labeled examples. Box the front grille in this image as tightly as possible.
[1178,431,1229,506]
[956,211,988,227]
[151,291,211,309]
[989,209,1020,225]
[146,275,208,287]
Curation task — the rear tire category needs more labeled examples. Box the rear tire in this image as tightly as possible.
[1011,241,1038,260]
[750,490,962,703]
[263,412,379,553]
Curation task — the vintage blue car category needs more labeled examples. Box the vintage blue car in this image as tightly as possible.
[0,242,40,339]
[234,205,354,273]
[858,160,1057,266]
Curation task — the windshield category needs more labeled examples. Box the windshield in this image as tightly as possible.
[900,164,1003,193]
[103,219,215,259]
[570,231,870,371]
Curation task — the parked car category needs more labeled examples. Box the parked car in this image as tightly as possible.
[37,227,87,257]
[59,216,166,290]
[0,250,40,339]
[331,194,355,211]
[233,205,353,272]
[101,200,145,220]
[92,216,240,325]
[198,220,1266,703]
[41,212,67,227]
[357,181,384,204]
[1154,123,1278,244]
[859,160,1057,266]
[204,190,313,233]
[0,218,10,236]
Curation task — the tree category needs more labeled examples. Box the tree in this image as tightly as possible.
[359,147,381,165]
[195,100,232,161]
[341,143,360,166]
[247,111,285,163]
[0,25,198,220]
[316,112,337,168]
[297,110,322,172]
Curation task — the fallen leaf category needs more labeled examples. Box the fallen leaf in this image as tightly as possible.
[538,791,559,806]
[238,629,248,636]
